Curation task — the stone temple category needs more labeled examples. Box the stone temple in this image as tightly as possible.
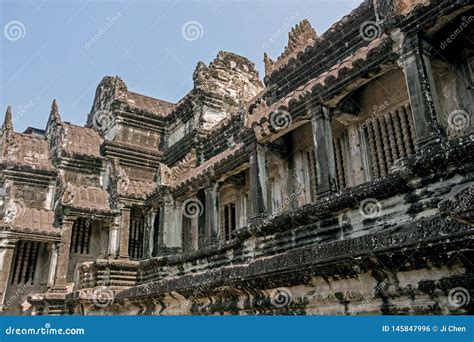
[0,0,473,315]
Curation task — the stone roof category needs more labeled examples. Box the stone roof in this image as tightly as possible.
[90,76,176,121]
[1,132,54,170]
[62,184,111,212]
[62,123,103,158]
[264,0,376,84]
[264,19,318,76]
[171,143,244,188]
[1,205,56,235]
[249,36,387,137]
[124,179,157,199]
[126,92,176,117]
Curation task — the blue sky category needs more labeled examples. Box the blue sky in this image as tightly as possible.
[1,0,362,132]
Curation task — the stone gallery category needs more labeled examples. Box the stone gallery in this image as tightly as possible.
[0,0,472,315]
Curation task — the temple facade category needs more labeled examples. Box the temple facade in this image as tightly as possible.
[0,0,473,315]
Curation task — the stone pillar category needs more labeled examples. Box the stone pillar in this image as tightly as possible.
[249,143,268,222]
[204,182,219,247]
[311,105,338,196]
[107,217,120,258]
[158,194,182,255]
[47,242,59,288]
[0,238,17,310]
[143,209,158,259]
[53,219,75,291]
[118,208,131,259]
[401,33,441,149]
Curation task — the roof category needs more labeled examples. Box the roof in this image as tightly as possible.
[125,92,176,117]
[265,0,374,80]
[1,132,54,170]
[2,206,56,234]
[62,123,103,158]
[172,143,244,188]
[63,184,111,212]
[23,127,46,136]
[248,36,387,134]
[123,179,157,199]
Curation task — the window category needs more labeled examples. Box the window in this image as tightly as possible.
[10,241,40,285]
[70,218,91,254]
[129,208,145,260]
[220,203,236,241]
[363,102,416,179]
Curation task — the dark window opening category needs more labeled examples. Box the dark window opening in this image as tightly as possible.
[70,218,91,254]
[10,241,40,285]
[129,207,145,260]
[220,203,236,241]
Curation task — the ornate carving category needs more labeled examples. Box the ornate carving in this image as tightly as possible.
[398,107,413,155]
[366,122,380,179]
[372,118,387,177]
[385,113,398,161]
[159,150,197,185]
[378,115,392,169]
[404,104,417,147]
[5,139,22,160]
[109,158,130,196]
[62,182,75,205]
[391,110,405,158]
[2,200,19,223]
[264,19,318,76]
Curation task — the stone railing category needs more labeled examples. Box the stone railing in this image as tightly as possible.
[75,259,139,290]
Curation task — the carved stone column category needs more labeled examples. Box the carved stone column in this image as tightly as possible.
[249,143,268,222]
[52,219,75,291]
[311,105,337,196]
[401,33,441,148]
[0,238,17,309]
[47,242,59,288]
[107,217,120,258]
[158,194,181,255]
[204,182,219,247]
[118,208,131,259]
[143,209,158,259]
